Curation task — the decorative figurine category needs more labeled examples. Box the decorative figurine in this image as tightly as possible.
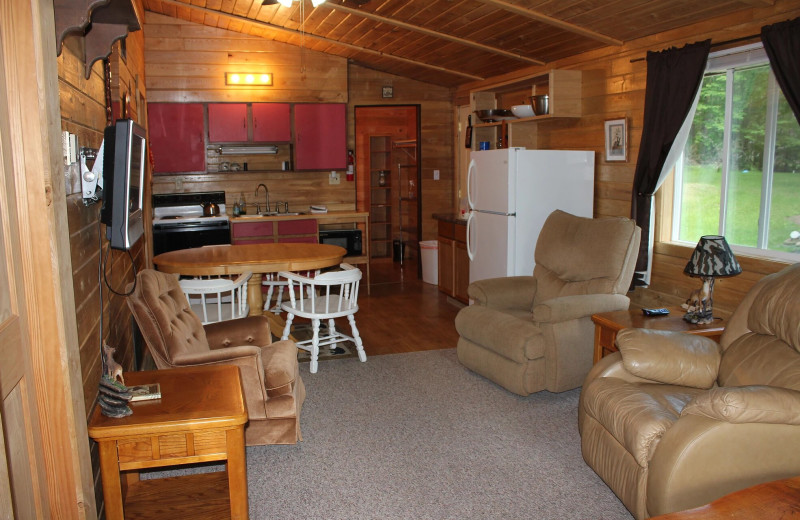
[98,343,132,418]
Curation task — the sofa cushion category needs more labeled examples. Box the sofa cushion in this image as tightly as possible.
[582,377,704,467]
[746,262,800,352]
[616,329,721,389]
[455,305,545,363]
[719,333,800,391]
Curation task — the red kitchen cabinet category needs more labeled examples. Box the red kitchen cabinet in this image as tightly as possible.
[208,103,248,142]
[253,103,291,142]
[294,103,346,170]
[148,103,206,173]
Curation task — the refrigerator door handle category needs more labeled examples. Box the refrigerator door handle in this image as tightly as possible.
[466,211,475,261]
[466,159,476,210]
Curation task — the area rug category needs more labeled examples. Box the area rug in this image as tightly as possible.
[145,349,633,520]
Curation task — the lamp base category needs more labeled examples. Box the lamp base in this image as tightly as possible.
[683,309,714,325]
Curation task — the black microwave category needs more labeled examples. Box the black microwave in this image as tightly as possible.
[319,229,362,256]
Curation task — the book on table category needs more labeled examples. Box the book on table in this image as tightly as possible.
[128,383,161,402]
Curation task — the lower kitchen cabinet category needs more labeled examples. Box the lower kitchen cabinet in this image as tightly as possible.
[437,218,469,304]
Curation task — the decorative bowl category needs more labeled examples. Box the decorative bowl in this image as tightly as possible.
[475,109,515,122]
[510,104,535,118]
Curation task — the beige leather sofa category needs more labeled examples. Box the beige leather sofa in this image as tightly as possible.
[127,269,305,446]
[580,262,800,519]
[455,210,641,396]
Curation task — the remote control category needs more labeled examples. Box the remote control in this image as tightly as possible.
[642,308,670,316]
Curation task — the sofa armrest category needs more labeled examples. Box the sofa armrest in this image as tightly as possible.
[172,345,263,366]
[616,329,721,389]
[204,315,272,350]
[532,293,630,323]
[467,276,536,309]
[682,386,800,425]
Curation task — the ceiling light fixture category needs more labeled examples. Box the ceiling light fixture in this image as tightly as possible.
[225,72,273,86]
[217,145,279,155]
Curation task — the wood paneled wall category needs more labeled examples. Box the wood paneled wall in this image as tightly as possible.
[144,11,347,103]
[144,13,454,241]
[348,66,454,241]
[59,29,148,417]
[455,0,800,316]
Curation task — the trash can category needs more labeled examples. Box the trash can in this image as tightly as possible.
[419,240,438,285]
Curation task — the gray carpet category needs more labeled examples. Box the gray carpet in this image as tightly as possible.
[150,349,633,519]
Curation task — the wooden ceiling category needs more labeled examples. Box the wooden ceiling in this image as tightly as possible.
[141,0,773,88]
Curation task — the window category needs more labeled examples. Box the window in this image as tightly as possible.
[671,44,800,261]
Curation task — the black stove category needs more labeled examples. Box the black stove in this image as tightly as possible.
[152,191,231,255]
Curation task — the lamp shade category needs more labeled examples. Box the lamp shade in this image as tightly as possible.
[684,235,742,277]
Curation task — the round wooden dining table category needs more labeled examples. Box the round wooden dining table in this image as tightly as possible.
[153,243,347,319]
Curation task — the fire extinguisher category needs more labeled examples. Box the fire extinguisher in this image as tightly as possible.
[346,150,355,182]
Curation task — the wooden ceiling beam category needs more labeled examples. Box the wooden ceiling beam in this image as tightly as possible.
[153,0,484,80]
[323,3,545,65]
[473,0,623,46]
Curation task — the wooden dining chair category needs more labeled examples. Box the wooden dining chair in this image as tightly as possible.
[279,263,367,373]
[179,272,251,324]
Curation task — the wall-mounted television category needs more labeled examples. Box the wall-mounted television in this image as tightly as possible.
[100,119,146,251]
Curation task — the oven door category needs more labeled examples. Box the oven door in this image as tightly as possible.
[153,220,231,256]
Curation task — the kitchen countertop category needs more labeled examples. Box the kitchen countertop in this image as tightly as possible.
[230,210,368,221]
[433,212,468,225]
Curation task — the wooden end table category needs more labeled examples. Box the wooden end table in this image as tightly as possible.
[88,365,249,520]
[592,307,726,363]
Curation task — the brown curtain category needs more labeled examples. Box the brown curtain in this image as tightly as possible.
[761,17,800,126]
[630,40,711,286]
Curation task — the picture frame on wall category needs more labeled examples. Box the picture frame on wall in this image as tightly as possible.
[604,118,627,162]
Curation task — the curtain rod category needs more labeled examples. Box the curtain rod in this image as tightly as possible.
[629,33,760,63]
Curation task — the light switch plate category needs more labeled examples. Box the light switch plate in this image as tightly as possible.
[433,169,440,180]
[329,171,340,185]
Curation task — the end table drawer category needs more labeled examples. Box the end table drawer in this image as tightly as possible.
[117,429,228,464]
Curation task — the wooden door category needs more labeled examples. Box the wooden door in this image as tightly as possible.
[0,4,51,517]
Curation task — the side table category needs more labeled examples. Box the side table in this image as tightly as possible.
[592,307,726,363]
[88,365,249,520]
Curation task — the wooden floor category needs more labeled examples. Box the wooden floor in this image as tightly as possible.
[352,260,464,355]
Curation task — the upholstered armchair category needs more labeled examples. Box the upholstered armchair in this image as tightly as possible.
[126,269,304,446]
[455,210,641,396]
[579,263,800,519]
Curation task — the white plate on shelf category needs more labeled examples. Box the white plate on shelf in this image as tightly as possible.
[511,104,535,118]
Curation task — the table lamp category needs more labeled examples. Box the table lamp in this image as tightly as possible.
[682,235,742,324]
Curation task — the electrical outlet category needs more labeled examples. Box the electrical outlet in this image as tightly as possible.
[175,178,183,190]
[329,171,341,185]
[433,169,440,180]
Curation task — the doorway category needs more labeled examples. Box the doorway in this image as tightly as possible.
[354,105,421,285]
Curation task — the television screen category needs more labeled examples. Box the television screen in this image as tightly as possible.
[101,119,146,251]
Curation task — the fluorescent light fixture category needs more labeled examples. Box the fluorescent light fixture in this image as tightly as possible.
[217,145,279,155]
[277,0,292,6]
[274,0,326,6]
[311,0,326,6]
[225,72,273,86]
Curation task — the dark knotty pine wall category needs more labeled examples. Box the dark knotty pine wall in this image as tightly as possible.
[59,29,148,417]
[456,1,800,316]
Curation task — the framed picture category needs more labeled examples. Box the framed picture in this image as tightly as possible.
[604,118,627,162]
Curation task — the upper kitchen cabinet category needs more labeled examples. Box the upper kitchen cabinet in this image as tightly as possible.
[253,103,291,142]
[471,69,582,150]
[294,103,346,170]
[208,102,291,143]
[208,103,248,142]
[148,103,206,173]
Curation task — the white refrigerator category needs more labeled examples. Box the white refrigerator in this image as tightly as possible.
[466,148,595,284]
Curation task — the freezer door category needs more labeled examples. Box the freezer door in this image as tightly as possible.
[468,210,515,284]
[468,149,517,214]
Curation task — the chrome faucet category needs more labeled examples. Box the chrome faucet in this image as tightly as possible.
[255,184,269,214]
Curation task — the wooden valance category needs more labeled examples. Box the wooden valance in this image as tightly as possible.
[54,0,141,78]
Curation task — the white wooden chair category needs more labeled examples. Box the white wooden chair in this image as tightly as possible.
[279,263,366,373]
[262,271,318,314]
[179,272,251,324]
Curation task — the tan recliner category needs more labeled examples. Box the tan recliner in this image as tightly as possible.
[126,269,305,446]
[579,262,800,519]
[455,210,641,396]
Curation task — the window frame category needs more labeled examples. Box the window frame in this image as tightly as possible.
[667,43,800,263]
